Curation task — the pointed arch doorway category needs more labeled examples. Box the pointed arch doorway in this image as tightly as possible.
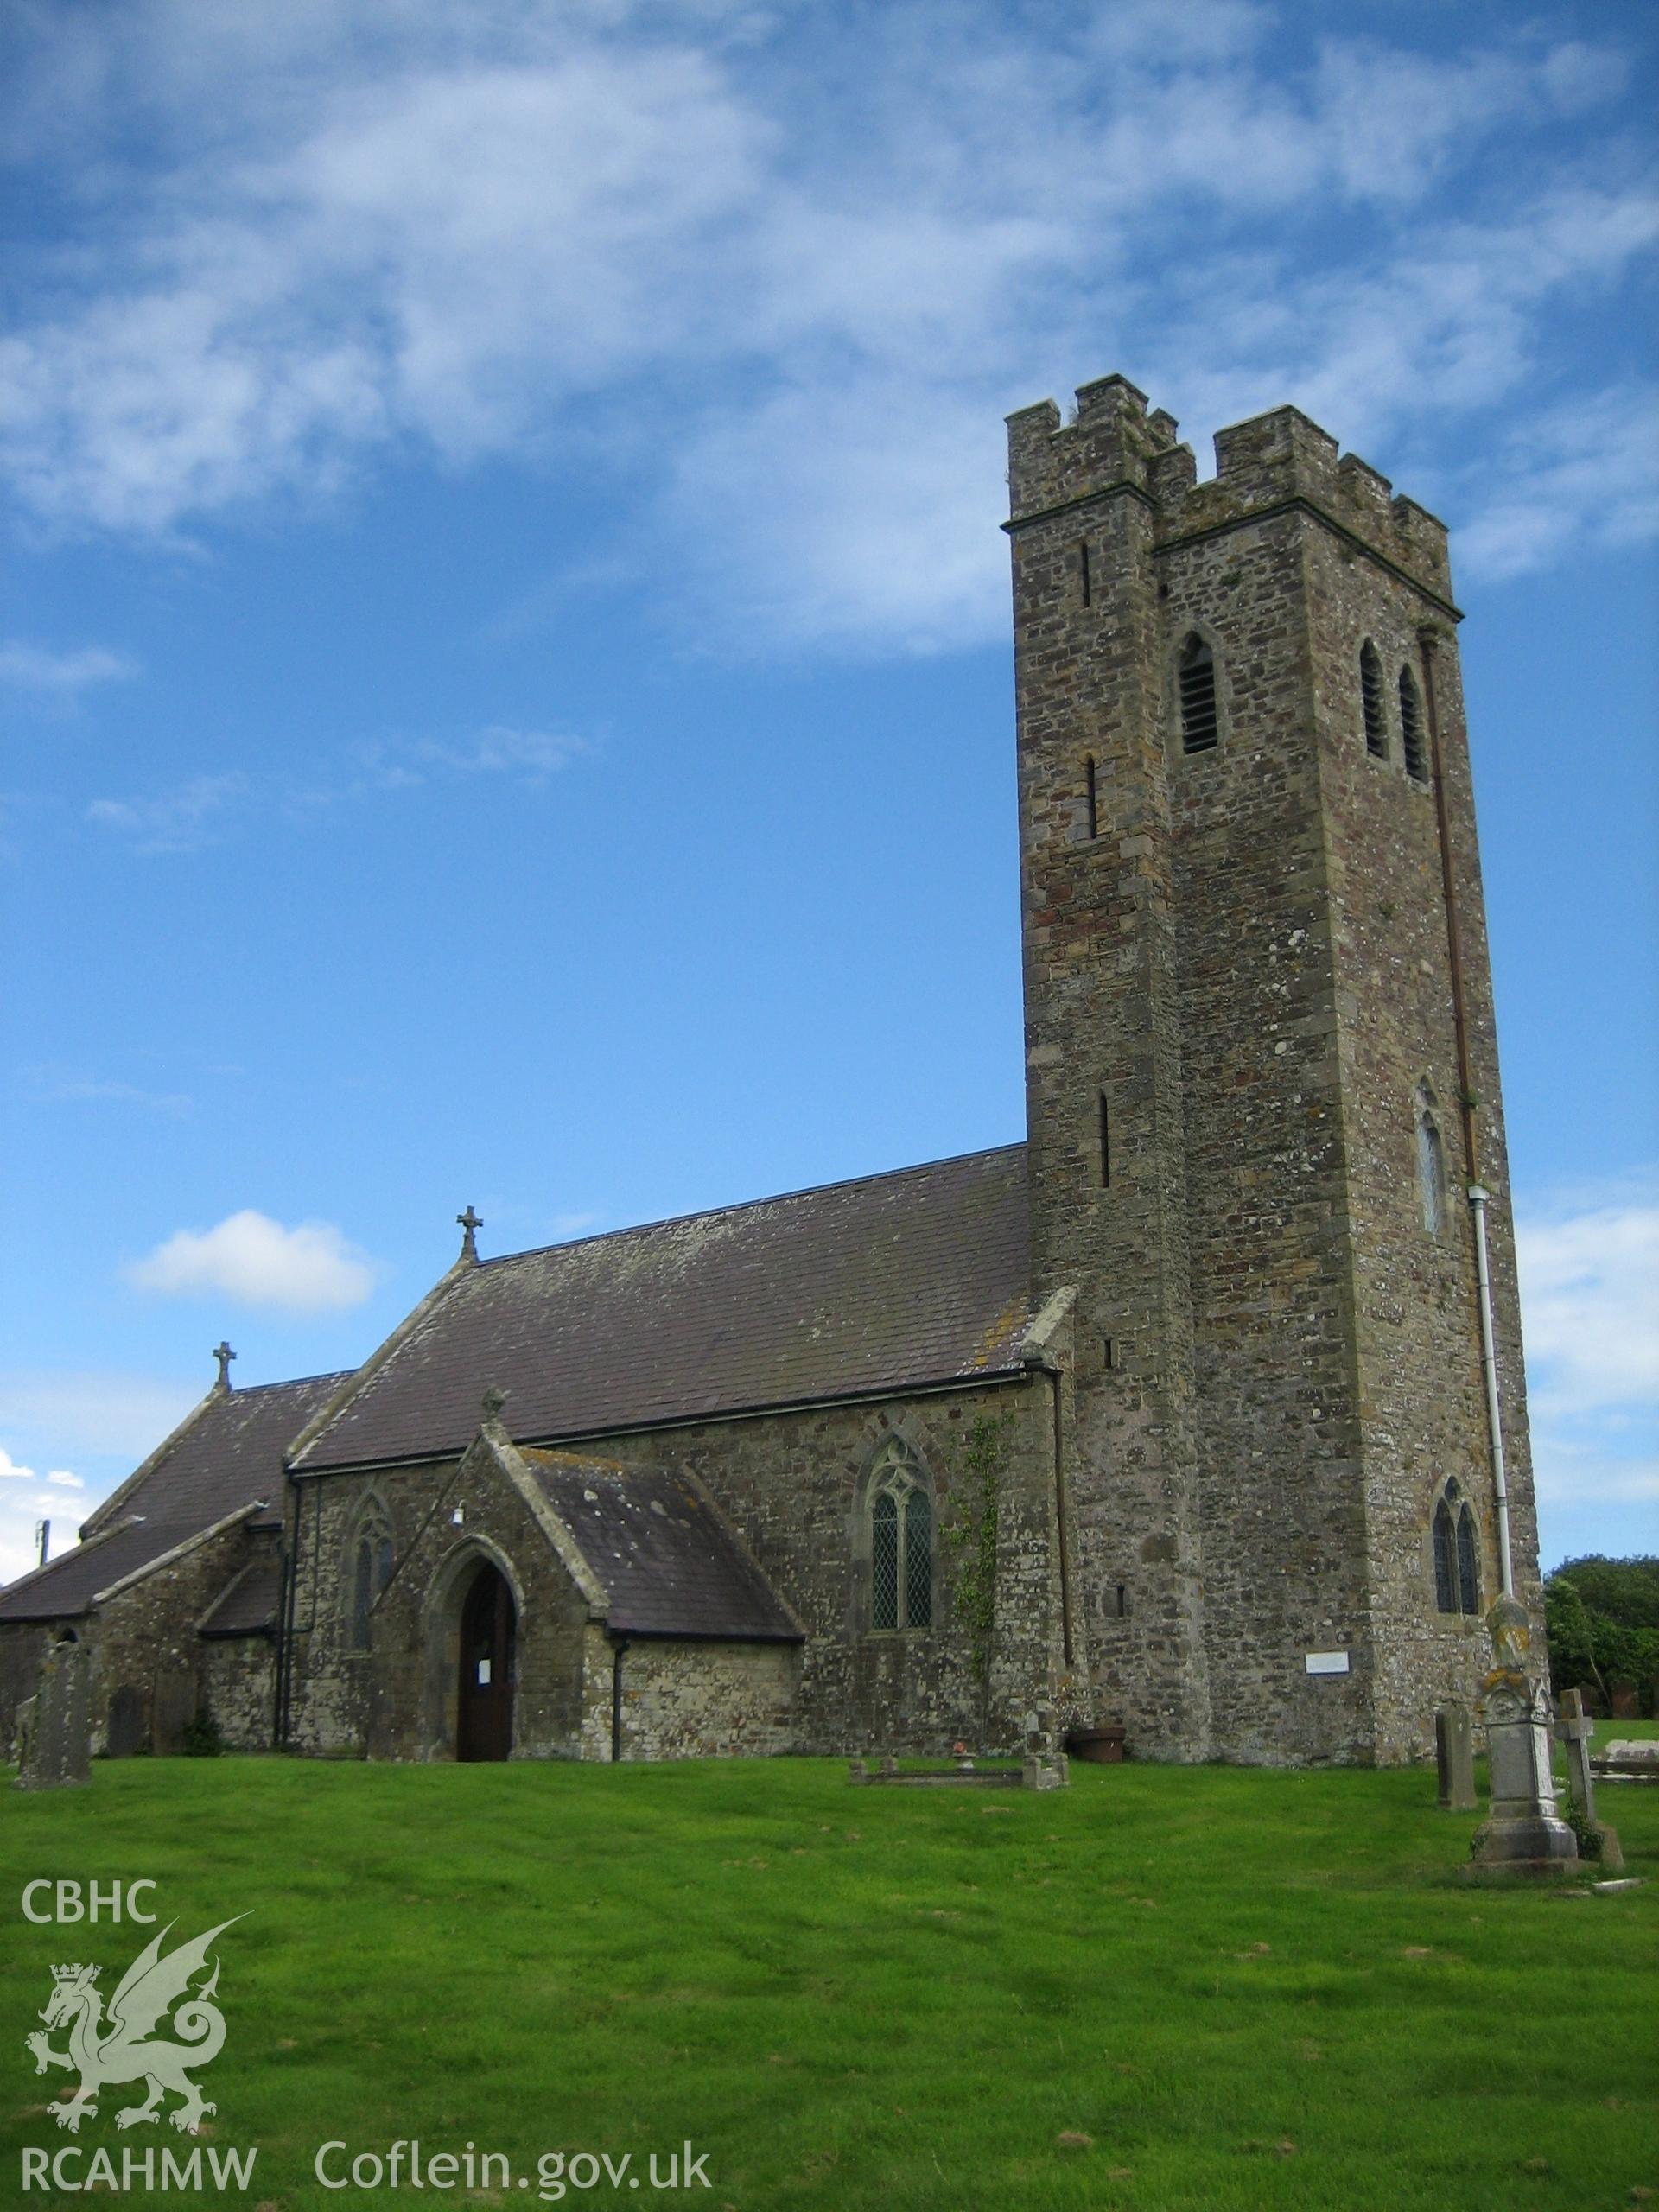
[456,1559,516,1762]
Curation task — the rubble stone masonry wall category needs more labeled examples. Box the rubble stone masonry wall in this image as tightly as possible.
[1007,378,1539,1763]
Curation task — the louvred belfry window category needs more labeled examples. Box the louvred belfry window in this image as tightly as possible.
[1179,635,1218,754]
[1361,641,1388,758]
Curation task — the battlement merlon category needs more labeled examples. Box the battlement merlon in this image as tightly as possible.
[1006,378,1456,609]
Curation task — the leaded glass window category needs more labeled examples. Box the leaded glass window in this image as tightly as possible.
[866,1439,932,1632]
[348,1505,394,1649]
[1433,1480,1478,1617]
[1456,1506,1479,1616]
[871,1491,899,1630]
[353,1539,374,1648]
[904,1488,932,1630]
[1433,1501,1457,1614]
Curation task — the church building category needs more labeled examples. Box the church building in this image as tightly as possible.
[0,375,1540,1767]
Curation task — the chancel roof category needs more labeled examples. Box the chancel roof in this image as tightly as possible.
[0,1374,346,1624]
[296,1145,1031,1472]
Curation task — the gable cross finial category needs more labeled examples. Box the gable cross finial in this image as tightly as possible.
[213,1340,236,1390]
[481,1383,508,1427]
[457,1205,483,1262]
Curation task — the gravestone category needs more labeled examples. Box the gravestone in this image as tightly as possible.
[1594,1739,1659,1779]
[1557,1688,1623,1869]
[14,1640,92,1790]
[106,1684,148,1758]
[151,1666,197,1756]
[1609,1681,1640,1720]
[1435,1702,1476,1810]
[1470,1594,1577,1872]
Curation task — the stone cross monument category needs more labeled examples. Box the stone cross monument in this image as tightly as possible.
[1556,1688,1623,1871]
[1470,1594,1576,1872]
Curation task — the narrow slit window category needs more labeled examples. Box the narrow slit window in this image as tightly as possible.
[1360,641,1388,758]
[1099,1094,1111,1187]
[1416,1084,1446,1236]
[1102,1337,1115,1371]
[1115,1584,1128,1618]
[1079,541,1091,607]
[1084,754,1098,841]
[1399,665,1428,782]
[1178,636,1218,754]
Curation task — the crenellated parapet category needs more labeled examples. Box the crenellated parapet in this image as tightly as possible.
[1007,377,1454,608]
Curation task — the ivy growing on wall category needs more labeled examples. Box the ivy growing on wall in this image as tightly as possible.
[946,1412,1010,1688]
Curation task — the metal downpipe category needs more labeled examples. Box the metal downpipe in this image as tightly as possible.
[1467,1185,1515,1598]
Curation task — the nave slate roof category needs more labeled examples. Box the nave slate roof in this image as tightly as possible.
[0,1373,346,1624]
[296,1145,1032,1473]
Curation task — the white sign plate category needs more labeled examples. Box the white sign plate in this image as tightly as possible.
[1305,1650,1350,1676]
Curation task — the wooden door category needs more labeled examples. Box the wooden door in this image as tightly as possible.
[456,1561,515,1762]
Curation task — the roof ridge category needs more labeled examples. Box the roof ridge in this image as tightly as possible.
[226,1370,356,1398]
[477,1141,1027,1271]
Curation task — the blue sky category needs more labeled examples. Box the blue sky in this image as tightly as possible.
[2,0,1655,1584]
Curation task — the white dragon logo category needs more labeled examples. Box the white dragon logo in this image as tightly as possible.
[26,1917,244,2136]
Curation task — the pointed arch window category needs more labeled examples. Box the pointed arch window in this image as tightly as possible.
[1399,665,1428,782]
[1360,641,1388,759]
[867,1438,932,1631]
[1415,1083,1446,1236]
[1433,1478,1479,1616]
[349,1503,395,1649]
[1178,634,1219,755]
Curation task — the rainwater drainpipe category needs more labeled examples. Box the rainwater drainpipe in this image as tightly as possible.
[610,1636,632,1764]
[1420,628,1514,1600]
[1467,1189,1514,1599]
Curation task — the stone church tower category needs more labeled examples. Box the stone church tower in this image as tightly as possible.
[0,373,1542,1775]
[1007,375,1537,1764]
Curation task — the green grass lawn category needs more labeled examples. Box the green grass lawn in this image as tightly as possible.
[3,1755,1656,2212]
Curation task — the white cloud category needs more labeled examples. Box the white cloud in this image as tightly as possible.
[357,725,586,786]
[0,639,138,695]
[0,1372,201,1460]
[1454,383,1659,584]
[89,723,586,851]
[0,5,1652,653]
[46,1470,85,1489]
[39,1071,194,1113]
[1517,1188,1659,1416]
[87,773,247,854]
[126,1209,378,1312]
[0,1450,35,1481]
[1516,1180,1659,1550]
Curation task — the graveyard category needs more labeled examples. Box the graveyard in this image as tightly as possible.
[5,1746,1656,2212]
